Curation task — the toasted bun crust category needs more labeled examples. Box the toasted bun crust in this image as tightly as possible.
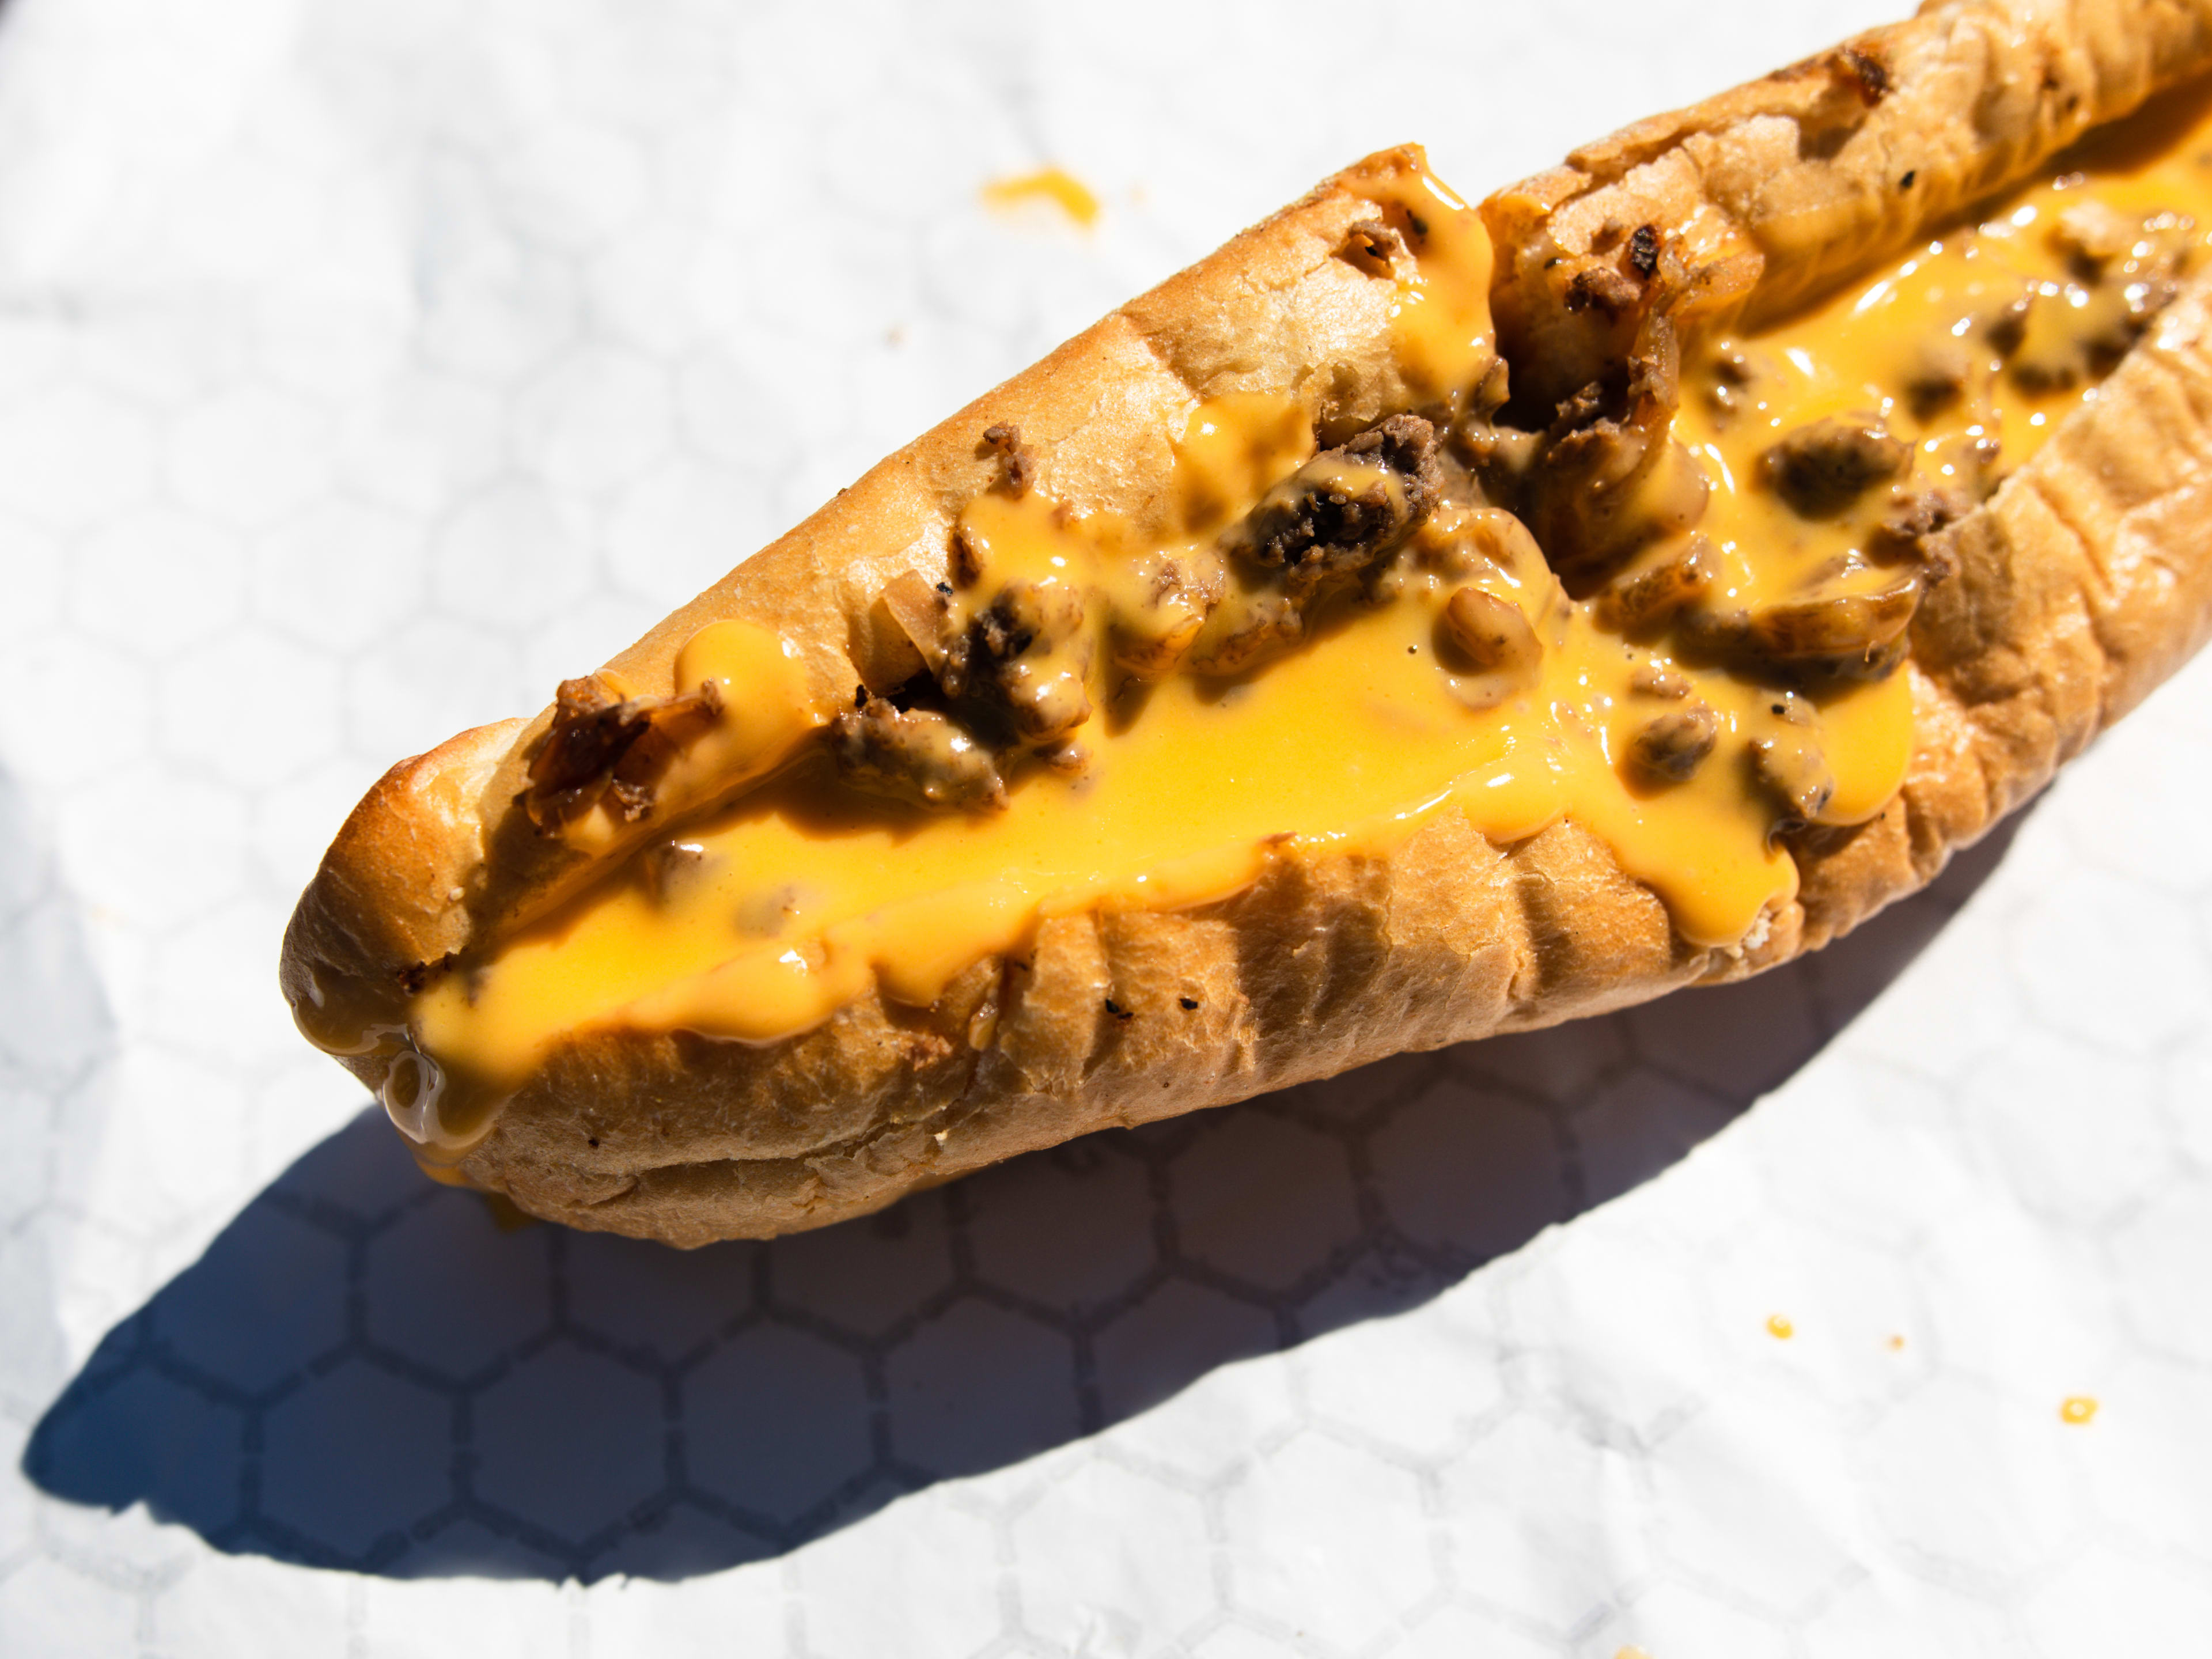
[282,0,2212,1245]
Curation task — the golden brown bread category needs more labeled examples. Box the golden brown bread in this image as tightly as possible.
[283,0,2212,1244]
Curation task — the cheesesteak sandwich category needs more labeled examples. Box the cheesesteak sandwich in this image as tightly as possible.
[285,0,2212,1244]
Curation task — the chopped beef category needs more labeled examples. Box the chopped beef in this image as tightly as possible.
[1531,392,1707,590]
[830,698,1006,810]
[2050,200,2146,275]
[1187,588,1305,676]
[1759,417,1911,518]
[980,422,1035,497]
[1628,703,1719,782]
[1747,574,1921,664]
[938,580,1092,743]
[1627,223,1660,282]
[1109,552,1222,680]
[1987,295,2032,357]
[1218,414,1441,592]
[1565,264,1643,318]
[1631,662,1694,699]
[1596,534,1715,632]
[949,521,988,587]
[1438,585,1543,710]
[1752,728,1836,824]
[1683,569,1922,684]
[2010,235,2187,392]
[1548,381,1608,434]
[522,673,722,831]
[1339,217,1404,277]
[1838,43,1891,102]
[1866,487,1969,582]
[1440,586,1541,677]
[1901,338,1975,419]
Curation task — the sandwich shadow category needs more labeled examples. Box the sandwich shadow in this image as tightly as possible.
[22,822,2017,1583]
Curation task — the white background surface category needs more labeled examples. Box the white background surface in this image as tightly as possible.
[2,0,2210,1653]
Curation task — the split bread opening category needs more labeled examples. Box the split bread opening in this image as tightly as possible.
[283,0,2212,1245]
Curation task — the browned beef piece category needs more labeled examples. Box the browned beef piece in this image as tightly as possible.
[1628,704,1719,782]
[937,581,1092,744]
[1218,413,1441,592]
[1759,418,1910,518]
[522,674,722,830]
[830,698,1006,810]
[1867,487,1969,582]
[979,422,1035,497]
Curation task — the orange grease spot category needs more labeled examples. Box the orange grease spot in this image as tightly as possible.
[983,167,1101,228]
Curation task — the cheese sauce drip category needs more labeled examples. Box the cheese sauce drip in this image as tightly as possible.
[377,110,2212,1155]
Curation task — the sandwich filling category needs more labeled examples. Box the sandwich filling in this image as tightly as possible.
[327,88,2212,1154]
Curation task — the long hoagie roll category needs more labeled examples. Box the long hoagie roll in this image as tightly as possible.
[284,0,2212,1244]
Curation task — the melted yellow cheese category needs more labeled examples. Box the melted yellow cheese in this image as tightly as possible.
[372,105,2212,1156]
[1686,81,2212,610]
[982,168,1101,229]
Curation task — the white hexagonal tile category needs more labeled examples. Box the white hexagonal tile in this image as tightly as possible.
[0,382,158,529]
[414,165,581,382]
[1962,1028,2166,1229]
[158,626,343,793]
[1496,1219,1721,1446]
[512,347,673,501]
[2111,1179,2212,1368]
[1218,1431,1434,1652]
[491,121,650,253]
[1169,1111,1362,1294]
[0,1556,142,1658]
[2162,1032,2212,1172]
[1576,1580,1791,1659]
[69,508,248,660]
[682,1323,873,1528]
[1856,1373,2079,1582]
[2008,864,2212,1052]
[1293,1296,1503,1460]
[1750,1056,1980,1249]
[885,1300,1078,1476]
[1010,1458,1215,1652]
[335,370,506,514]
[51,762,247,933]
[1574,1070,1745,1211]
[1796,1571,2015,1659]
[0,512,65,651]
[1096,1323,1298,1483]
[429,479,595,634]
[2022,1543,2212,1656]
[252,498,431,655]
[1694,1212,1931,1412]
[1911,1198,2126,1399]
[167,387,332,528]
[1622,963,1825,1103]
[1397,1601,1563,1658]
[791,1493,1001,1659]
[585,1568,786,1652]
[1370,1075,1569,1263]
[1642,1379,1862,1615]
[152,1554,354,1657]
[2078,1355,2212,1565]
[1435,1411,1644,1634]
[351,1574,574,1654]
